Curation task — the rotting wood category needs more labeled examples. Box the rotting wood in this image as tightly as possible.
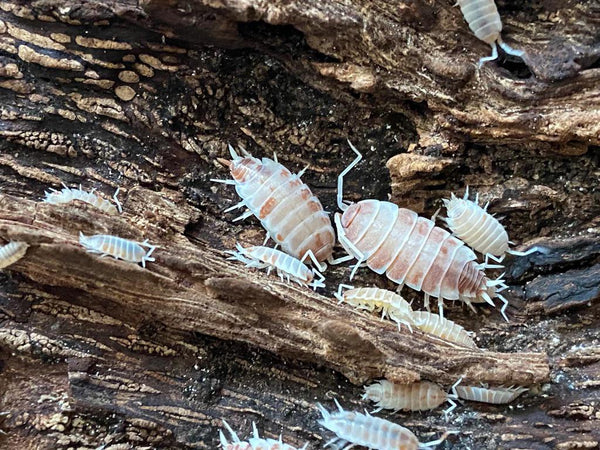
[0,191,550,387]
[0,0,598,448]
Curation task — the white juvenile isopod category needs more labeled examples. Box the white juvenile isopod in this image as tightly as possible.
[456,0,525,67]
[318,400,457,449]
[0,241,29,269]
[334,285,415,332]
[443,188,542,265]
[412,310,477,349]
[212,145,335,269]
[79,232,156,267]
[226,243,325,290]
[219,420,307,450]
[453,384,528,404]
[362,379,460,417]
[44,184,122,215]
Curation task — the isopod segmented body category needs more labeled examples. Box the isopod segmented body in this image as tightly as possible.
[219,420,307,450]
[334,142,509,320]
[79,232,156,268]
[443,188,540,263]
[457,0,525,67]
[226,244,325,290]
[453,384,528,404]
[317,400,456,449]
[44,184,122,215]
[0,241,29,269]
[412,310,477,349]
[213,145,335,267]
[334,285,415,332]
[362,380,458,416]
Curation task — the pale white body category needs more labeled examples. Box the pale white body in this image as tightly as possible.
[412,311,477,349]
[457,0,524,67]
[44,184,122,215]
[317,400,456,449]
[362,380,458,416]
[213,145,335,268]
[226,244,325,290]
[79,232,155,267]
[219,420,307,450]
[0,241,29,269]
[334,285,414,332]
[453,385,528,404]
[443,188,541,263]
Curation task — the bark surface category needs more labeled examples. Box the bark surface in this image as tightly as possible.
[0,0,598,449]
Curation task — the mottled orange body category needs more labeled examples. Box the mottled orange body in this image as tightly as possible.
[217,146,334,263]
[363,380,450,413]
[454,385,527,404]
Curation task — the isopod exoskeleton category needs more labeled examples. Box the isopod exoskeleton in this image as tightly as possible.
[226,243,325,290]
[334,285,415,332]
[453,384,528,404]
[317,400,457,449]
[219,420,307,450]
[44,184,122,215]
[334,142,510,320]
[443,188,541,264]
[0,241,29,269]
[212,145,335,268]
[412,310,477,349]
[362,379,459,417]
[456,0,525,67]
[79,232,156,268]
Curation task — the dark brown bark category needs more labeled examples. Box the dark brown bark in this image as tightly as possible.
[0,0,598,449]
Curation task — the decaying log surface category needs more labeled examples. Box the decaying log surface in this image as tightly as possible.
[0,0,598,449]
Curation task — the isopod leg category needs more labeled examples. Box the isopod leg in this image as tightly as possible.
[420,431,460,448]
[210,178,236,185]
[430,207,441,222]
[112,187,123,213]
[224,200,246,213]
[301,249,327,272]
[337,140,363,211]
[334,283,354,303]
[478,42,499,68]
[233,210,253,222]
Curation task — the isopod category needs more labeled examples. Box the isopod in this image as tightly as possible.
[334,142,509,320]
[0,241,29,269]
[453,384,528,404]
[212,145,335,268]
[334,285,415,332]
[412,310,477,349]
[44,184,122,215]
[456,0,525,67]
[362,379,460,417]
[219,420,307,450]
[79,232,156,267]
[317,400,457,449]
[443,188,541,264]
[226,243,325,290]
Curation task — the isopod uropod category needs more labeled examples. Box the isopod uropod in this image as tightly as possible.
[411,310,477,349]
[219,420,307,450]
[226,244,325,290]
[453,384,528,404]
[334,142,509,320]
[334,285,415,332]
[456,0,525,67]
[442,188,541,264]
[79,232,156,268]
[0,241,29,269]
[362,379,460,417]
[212,145,335,269]
[317,400,457,449]
[44,184,122,215]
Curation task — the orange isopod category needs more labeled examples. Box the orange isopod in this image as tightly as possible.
[213,145,335,267]
[334,142,508,320]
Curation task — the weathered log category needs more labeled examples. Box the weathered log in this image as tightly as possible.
[0,0,599,448]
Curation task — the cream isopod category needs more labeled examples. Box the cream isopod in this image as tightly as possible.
[219,420,307,450]
[318,400,457,449]
[457,0,525,66]
[0,241,29,269]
